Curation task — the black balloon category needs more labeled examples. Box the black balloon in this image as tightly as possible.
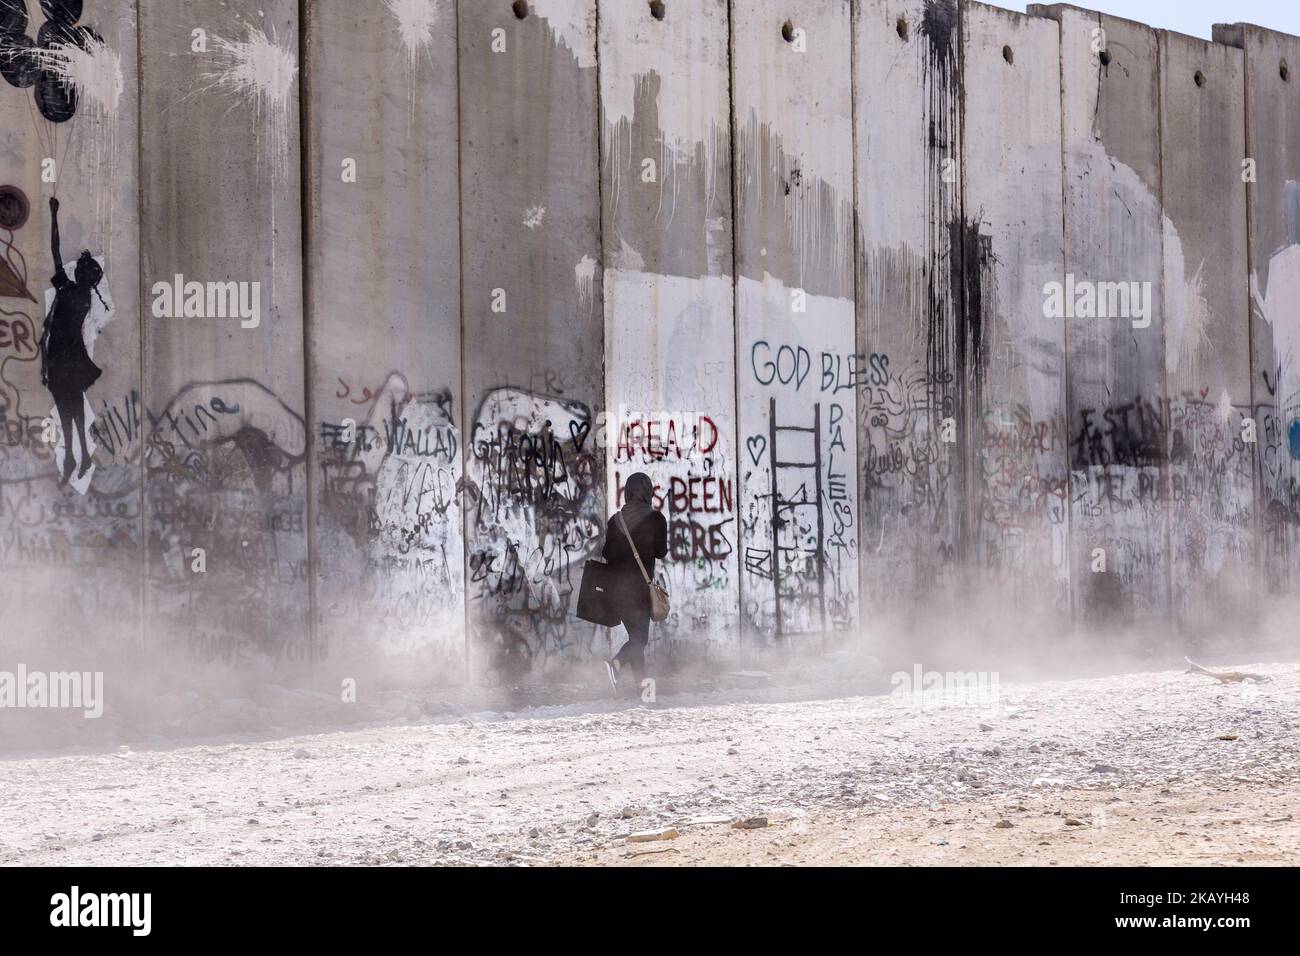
[0,185,29,231]
[34,67,75,123]
[37,17,81,49]
[70,23,100,47]
[0,0,26,35]
[3,0,97,122]
[40,0,83,27]
[0,29,38,89]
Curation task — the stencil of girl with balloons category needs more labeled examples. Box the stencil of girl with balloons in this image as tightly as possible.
[2,0,113,489]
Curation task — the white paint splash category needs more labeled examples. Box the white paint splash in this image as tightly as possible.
[1062,140,1213,388]
[31,36,127,246]
[1252,246,1300,397]
[1163,221,1213,381]
[386,0,440,70]
[203,26,298,182]
[32,37,124,123]
[529,0,596,69]
[599,1,728,218]
[522,205,546,230]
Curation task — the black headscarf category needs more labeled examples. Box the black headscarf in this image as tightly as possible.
[620,472,656,528]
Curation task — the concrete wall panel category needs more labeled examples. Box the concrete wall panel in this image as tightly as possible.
[458,0,605,677]
[854,0,964,629]
[599,0,737,660]
[961,2,1068,610]
[0,0,142,665]
[1215,22,1300,594]
[1038,4,1169,629]
[733,0,858,644]
[139,0,308,668]
[1158,30,1254,634]
[305,0,465,677]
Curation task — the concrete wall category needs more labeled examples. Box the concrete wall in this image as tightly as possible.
[1158,29,1254,637]
[1037,4,1170,630]
[1214,22,1300,594]
[305,0,464,680]
[961,2,1069,612]
[457,0,605,678]
[854,0,965,633]
[599,0,737,662]
[139,0,308,671]
[3,0,1296,688]
[733,0,858,647]
[0,0,141,669]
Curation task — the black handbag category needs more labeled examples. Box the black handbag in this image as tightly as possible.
[577,558,622,627]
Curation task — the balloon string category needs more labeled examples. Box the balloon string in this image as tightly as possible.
[25,95,42,163]
[3,229,29,288]
[25,95,54,194]
[10,235,29,286]
[58,119,73,192]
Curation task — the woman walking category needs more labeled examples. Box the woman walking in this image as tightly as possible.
[39,196,106,486]
[603,472,668,690]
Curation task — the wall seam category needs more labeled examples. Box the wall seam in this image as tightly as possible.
[298,0,319,672]
[455,0,471,684]
[1237,29,1265,584]
[726,0,743,661]
[135,0,147,651]
[1155,30,1174,625]
[1054,14,1074,627]
[594,0,611,668]
[956,0,972,580]
[848,0,863,647]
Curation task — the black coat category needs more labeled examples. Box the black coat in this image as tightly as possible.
[601,510,668,621]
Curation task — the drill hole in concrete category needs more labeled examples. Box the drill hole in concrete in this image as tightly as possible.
[1098,50,1111,67]
[649,0,665,21]
[1002,45,1014,65]
[512,0,529,20]
[782,20,796,43]
[1282,59,1291,82]
[1194,69,1206,87]
[896,17,909,41]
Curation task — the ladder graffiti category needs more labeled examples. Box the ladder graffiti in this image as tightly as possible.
[768,396,826,637]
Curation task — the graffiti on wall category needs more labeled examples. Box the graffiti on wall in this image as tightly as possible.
[609,401,737,646]
[739,331,859,639]
[40,195,109,491]
[858,0,966,611]
[1,183,38,442]
[318,372,464,661]
[0,1,140,651]
[142,378,307,664]
[1251,179,1300,570]
[464,386,604,676]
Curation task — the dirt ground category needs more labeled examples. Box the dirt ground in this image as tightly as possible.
[1,661,1295,866]
[561,781,1300,866]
